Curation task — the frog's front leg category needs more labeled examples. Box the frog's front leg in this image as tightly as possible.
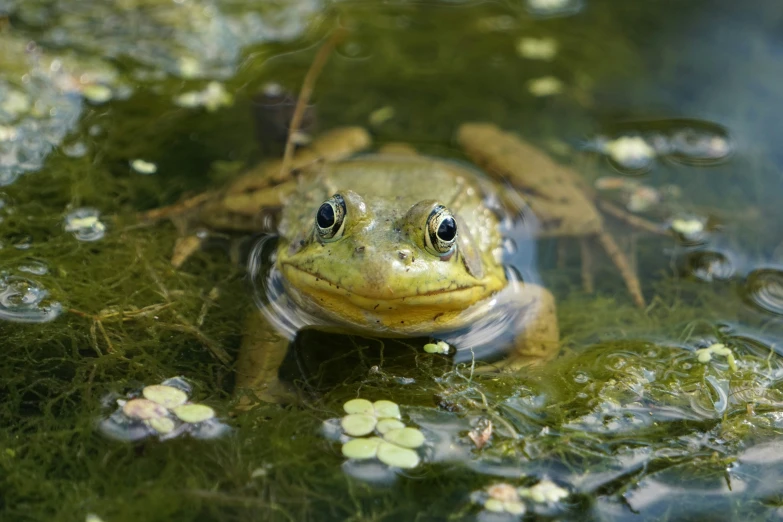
[235,308,296,405]
[448,282,559,372]
[502,283,559,369]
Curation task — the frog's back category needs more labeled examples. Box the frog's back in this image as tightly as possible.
[315,154,485,208]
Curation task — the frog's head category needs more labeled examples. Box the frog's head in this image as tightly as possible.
[276,189,506,331]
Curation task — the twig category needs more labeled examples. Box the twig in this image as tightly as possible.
[278,27,347,182]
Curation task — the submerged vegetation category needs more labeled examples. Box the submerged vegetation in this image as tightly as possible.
[2,0,783,521]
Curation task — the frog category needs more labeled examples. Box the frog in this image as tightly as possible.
[141,122,645,404]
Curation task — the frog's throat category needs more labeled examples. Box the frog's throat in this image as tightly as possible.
[280,264,502,330]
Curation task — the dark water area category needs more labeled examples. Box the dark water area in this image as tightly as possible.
[2,1,783,521]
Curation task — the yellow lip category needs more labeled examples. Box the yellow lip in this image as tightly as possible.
[280,263,500,330]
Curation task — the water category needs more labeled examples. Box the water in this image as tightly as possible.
[2,1,783,521]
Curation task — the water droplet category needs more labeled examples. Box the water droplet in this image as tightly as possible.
[744,268,783,316]
[64,207,106,241]
[0,275,62,323]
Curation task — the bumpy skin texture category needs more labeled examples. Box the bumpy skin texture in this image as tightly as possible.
[275,156,508,333]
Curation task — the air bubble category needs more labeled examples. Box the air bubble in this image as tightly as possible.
[0,275,62,323]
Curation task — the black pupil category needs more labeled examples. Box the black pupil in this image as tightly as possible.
[437,217,456,242]
[317,203,335,229]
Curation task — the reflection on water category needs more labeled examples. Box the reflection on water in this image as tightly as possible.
[2,0,783,521]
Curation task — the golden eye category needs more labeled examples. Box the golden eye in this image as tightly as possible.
[425,205,457,255]
[315,194,346,241]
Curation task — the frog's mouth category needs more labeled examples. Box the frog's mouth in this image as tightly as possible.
[280,264,499,330]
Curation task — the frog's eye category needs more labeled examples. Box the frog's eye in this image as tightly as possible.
[425,205,457,256]
[315,193,346,241]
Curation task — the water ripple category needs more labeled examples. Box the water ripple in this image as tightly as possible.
[744,268,783,315]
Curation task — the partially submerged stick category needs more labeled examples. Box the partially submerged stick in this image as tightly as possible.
[278,27,347,182]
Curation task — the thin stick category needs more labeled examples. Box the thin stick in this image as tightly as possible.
[598,200,667,235]
[580,237,594,294]
[597,230,646,308]
[277,28,346,182]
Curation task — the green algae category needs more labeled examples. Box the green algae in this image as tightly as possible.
[0,0,783,521]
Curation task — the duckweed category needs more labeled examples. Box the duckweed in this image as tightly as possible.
[130,159,158,175]
[340,414,377,437]
[122,398,168,420]
[671,217,706,239]
[695,342,738,371]
[341,437,382,460]
[98,378,228,442]
[142,385,188,408]
[147,416,176,435]
[375,419,405,435]
[518,479,569,504]
[372,400,401,419]
[334,398,428,473]
[423,341,450,354]
[383,427,425,449]
[485,497,526,515]
[63,208,107,241]
[172,403,215,424]
[343,398,374,415]
[376,440,420,469]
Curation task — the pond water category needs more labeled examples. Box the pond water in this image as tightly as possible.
[2,1,783,521]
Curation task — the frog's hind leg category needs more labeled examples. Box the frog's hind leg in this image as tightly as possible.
[497,283,560,370]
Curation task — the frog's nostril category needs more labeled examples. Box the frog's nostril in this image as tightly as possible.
[397,249,413,264]
[354,246,366,255]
